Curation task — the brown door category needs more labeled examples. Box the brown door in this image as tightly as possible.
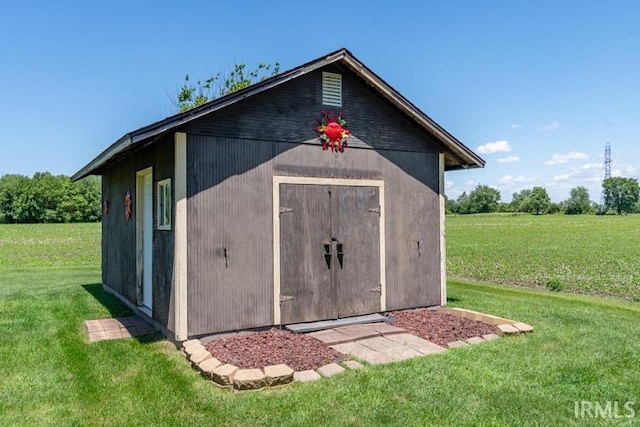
[334,186,380,317]
[279,184,380,324]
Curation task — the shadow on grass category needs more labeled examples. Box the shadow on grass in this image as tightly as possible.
[82,283,132,318]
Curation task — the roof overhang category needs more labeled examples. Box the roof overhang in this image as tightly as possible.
[72,48,484,181]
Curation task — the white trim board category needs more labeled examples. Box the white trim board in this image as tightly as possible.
[272,176,386,325]
[439,152,447,306]
[174,132,188,341]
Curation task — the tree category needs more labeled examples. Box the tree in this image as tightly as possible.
[174,62,280,112]
[455,191,471,214]
[603,177,640,214]
[445,196,457,214]
[565,186,591,215]
[510,189,532,212]
[0,174,29,223]
[467,185,501,213]
[0,173,101,223]
[521,186,551,215]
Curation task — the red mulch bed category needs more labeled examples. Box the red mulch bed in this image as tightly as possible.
[203,309,496,370]
[390,309,495,347]
[204,329,343,371]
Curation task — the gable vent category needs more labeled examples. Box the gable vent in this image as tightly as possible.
[322,72,342,106]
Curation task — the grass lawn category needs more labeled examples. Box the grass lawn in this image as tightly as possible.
[1,223,639,426]
[447,213,640,301]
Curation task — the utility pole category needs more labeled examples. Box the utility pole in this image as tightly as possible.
[599,143,612,213]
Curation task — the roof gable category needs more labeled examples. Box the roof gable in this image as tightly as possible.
[72,48,484,180]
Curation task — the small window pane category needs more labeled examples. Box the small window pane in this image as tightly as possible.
[157,179,171,230]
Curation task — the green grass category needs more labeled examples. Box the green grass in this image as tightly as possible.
[447,213,640,301]
[1,223,639,426]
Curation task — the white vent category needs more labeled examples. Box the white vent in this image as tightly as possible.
[322,72,342,106]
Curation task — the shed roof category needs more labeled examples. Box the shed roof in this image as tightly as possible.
[72,48,484,181]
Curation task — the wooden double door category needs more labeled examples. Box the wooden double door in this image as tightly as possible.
[279,184,382,324]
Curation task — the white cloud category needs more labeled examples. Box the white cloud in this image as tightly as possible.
[476,140,512,154]
[497,174,536,185]
[612,164,640,177]
[445,180,454,190]
[544,152,588,166]
[464,180,476,187]
[553,173,573,182]
[537,120,560,132]
[497,156,519,163]
[577,162,602,170]
[511,124,521,129]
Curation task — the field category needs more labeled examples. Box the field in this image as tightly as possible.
[447,214,640,301]
[1,221,639,425]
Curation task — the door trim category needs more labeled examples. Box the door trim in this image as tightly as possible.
[272,176,386,324]
[136,167,153,316]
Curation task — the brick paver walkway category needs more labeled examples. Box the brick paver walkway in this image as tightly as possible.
[308,323,446,364]
[84,316,155,342]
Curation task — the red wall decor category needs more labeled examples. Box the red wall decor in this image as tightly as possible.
[315,111,350,152]
[124,191,132,220]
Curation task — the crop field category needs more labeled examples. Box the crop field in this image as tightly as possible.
[0,223,100,269]
[447,213,640,301]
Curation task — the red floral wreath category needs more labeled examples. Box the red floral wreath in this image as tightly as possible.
[315,111,350,152]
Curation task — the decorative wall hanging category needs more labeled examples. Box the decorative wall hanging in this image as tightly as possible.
[315,111,350,152]
[124,191,132,220]
[102,200,109,215]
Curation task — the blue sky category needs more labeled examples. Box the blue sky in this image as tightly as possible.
[1,1,639,202]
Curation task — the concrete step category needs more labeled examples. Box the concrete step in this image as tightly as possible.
[285,313,386,333]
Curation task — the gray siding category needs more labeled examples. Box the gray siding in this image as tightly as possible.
[101,134,176,331]
[185,65,442,154]
[187,136,440,336]
[102,64,444,338]
[186,136,274,335]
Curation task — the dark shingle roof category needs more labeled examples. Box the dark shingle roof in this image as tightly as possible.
[72,48,484,181]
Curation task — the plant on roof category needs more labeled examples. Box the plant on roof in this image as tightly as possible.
[173,62,280,112]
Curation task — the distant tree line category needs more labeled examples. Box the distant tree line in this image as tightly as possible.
[447,177,640,215]
[0,173,101,223]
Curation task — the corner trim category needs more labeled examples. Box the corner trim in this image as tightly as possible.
[174,132,188,341]
[439,152,447,306]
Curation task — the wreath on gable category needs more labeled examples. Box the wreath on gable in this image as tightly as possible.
[315,111,350,152]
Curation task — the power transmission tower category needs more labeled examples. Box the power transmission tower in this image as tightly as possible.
[599,142,612,213]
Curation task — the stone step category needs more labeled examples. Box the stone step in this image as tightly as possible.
[285,313,386,333]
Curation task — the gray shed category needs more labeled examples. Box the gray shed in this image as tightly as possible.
[73,48,484,341]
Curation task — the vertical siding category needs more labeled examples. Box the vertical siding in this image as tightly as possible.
[186,135,440,335]
[186,136,274,335]
[101,135,176,332]
[381,150,441,310]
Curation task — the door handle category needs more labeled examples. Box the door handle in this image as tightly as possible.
[336,240,344,269]
[323,241,331,269]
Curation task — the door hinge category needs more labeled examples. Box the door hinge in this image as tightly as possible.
[369,285,382,294]
[368,206,381,215]
[279,207,294,215]
[280,295,295,303]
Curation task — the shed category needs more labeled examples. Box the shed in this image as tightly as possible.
[73,48,484,342]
